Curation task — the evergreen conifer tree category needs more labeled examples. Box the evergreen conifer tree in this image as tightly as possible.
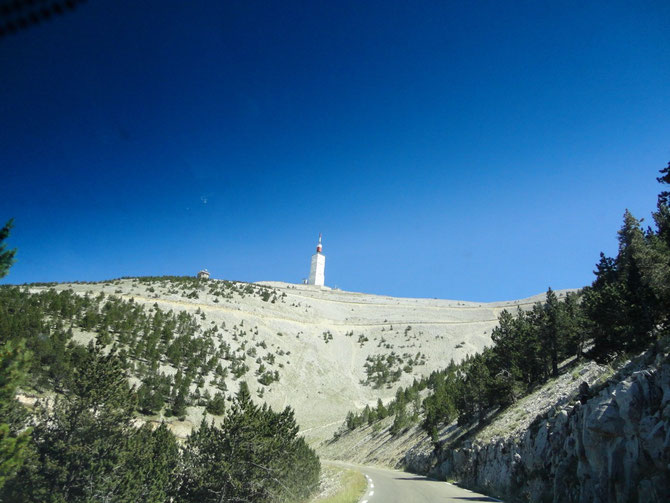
[542,288,561,377]
[0,220,16,278]
[205,391,226,415]
[3,343,179,502]
[376,398,388,419]
[0,221,31,491]
[0,341,31,491]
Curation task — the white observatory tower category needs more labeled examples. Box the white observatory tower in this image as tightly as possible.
[308,233,326,286]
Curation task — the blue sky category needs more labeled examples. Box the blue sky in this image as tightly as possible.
[1,1,669,301]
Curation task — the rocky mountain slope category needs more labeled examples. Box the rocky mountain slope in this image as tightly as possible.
[434,339,670,502]
[322,338,670,502]
[27,277,570,443]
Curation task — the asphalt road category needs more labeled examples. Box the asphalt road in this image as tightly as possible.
[331,462,503,503]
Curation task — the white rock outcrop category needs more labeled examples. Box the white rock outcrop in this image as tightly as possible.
[434,346,670,502]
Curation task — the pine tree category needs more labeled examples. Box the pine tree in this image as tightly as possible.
[456,353,491,425]
[542,288,561,377]
[0,341,32,491]
[583,253,624,357]
[0,220,16,279]
[422,372,457,433]
[171,388,187,419]
[345,411,356,430]
[118,422,180,502]
[0,222,31,491]
[585,210,662,357]
[654,160,670,245]
[205,391,226,415]
[137,381,165,414]
[562,291,587,359]
[490,309,526,398]
[367,407,377,425]
[376,398,388,419]
[390,402,409,436]
[179,385,320,503]
[3,344,168,502]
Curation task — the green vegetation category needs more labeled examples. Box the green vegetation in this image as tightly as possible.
[179,384,320,503]
[344,386,417,433]
[3,342,182,502]
[361,351,427,389]
[0,221,30,491]
[0,220,15,278]
[363,353,403,388]
[0,340,31,491]
[1,343,320,502]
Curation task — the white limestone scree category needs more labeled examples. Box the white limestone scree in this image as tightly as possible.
[307,234,325,286]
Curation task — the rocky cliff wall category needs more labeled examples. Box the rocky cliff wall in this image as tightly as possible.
[433,346,670,502]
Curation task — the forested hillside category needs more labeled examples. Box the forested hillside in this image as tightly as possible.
[0,224,320,502]
[0,279,286,419]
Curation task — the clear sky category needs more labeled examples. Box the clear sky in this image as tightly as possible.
[1,1,669,301]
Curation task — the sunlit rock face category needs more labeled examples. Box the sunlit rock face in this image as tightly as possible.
[435,345,670,503]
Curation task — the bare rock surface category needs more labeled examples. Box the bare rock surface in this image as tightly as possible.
[435,343,670,502]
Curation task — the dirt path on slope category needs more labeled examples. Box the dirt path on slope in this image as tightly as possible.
[119,293,501,327]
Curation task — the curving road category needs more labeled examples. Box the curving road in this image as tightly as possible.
[329,462,503,503]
